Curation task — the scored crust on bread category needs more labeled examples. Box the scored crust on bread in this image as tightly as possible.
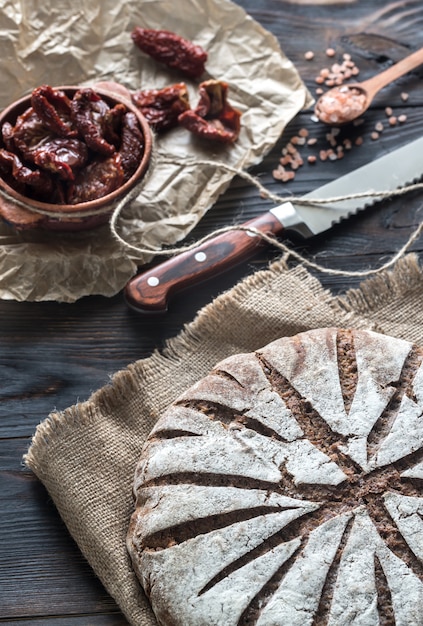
[127,328,423,626]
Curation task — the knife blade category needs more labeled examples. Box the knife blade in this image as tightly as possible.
[124,137,423,313]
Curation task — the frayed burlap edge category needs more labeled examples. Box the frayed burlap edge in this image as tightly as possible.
[23,253,423,626]
[337,253,423,317]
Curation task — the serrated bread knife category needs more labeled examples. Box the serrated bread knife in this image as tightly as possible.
[124,137,423,312]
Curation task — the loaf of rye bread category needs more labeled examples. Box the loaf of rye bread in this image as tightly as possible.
[127,328,423,625]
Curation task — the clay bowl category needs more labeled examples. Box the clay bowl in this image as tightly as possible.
[0,82,152,231]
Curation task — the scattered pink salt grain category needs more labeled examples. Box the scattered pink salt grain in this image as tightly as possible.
[280,155,291,166]
[272,166,296,182]
[314,56,361,89]
[326,133,337,147]
[272,49,412,184]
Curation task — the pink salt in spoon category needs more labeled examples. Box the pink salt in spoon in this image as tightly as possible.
[314,45,423,125]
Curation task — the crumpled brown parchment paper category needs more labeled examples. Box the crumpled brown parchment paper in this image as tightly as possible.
[0,0,312,302]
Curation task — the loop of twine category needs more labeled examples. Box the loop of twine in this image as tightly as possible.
[109,157,423,280]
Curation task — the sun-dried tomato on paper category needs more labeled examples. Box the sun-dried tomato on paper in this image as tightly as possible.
[132,83,190,132]
[178,79,242,144]
[131,27,208,79]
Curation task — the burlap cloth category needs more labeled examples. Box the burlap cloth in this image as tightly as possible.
[24,252,423,625]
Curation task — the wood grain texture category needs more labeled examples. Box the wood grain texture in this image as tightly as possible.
[1,0,422,623]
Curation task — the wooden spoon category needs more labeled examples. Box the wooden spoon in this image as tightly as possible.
[314,46,423,125]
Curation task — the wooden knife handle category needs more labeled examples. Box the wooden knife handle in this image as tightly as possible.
[124,211,285,312]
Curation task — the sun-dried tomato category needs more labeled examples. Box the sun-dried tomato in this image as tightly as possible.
[67,154,124,204]
[3,108,51,160]
[131,27,207,79]
[119,112,145,182]
[31,85,76,138]
[31,138,88,181]
[132,83,190,132]
[103,103,127,148]
[1,122,15,151]
[70,88,117,156]
[178,79,241,144]
[0,148,53,193]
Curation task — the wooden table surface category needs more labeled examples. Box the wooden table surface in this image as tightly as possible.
[1,0,423,624]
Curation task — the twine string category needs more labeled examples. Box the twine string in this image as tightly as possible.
[108,157,423,279]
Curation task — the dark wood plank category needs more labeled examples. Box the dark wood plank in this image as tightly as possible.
[0,293,190,437]
[0,439,124,621]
